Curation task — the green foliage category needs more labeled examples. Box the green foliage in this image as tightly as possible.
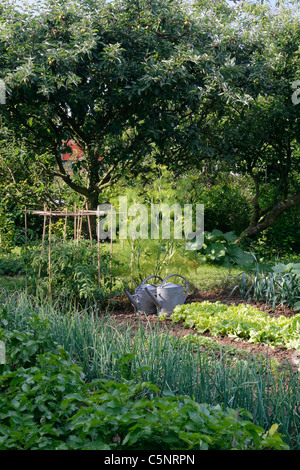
[0,307,289,450]
[2,291,300,448]
[64,384,287,451]
[198,229,254,266]
[244,206,300,259]
[0,254,26,277]
[233,261,300,311]
[196,1,300,239]
[29,239,123,307]
[200,184,251,235]
[171,301,300,350]
[119,167,252,236]
[0,0,231,209]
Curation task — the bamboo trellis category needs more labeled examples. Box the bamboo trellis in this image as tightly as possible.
[24,205,131,303]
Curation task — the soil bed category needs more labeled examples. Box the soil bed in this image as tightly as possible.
[111,289,300,372]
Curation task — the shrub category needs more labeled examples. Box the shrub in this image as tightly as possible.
[0,255,26,277]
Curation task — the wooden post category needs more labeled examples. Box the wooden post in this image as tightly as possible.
[48,209,52,305]
[110,204,113,256]
[78,209,83,241]
[110,204,113,287]
[38,204,47,279]
[76,209,80,244]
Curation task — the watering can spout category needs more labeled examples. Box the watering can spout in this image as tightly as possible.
[145,287,162,309]
[124,290,139,311]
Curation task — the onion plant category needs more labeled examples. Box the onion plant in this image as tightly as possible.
[1,290,300,449]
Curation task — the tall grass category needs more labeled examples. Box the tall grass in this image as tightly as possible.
[1,289,299,449]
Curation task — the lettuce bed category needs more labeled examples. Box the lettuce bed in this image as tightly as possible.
[171,301,300,350]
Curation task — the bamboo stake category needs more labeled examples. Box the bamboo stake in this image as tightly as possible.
[48,209,52,305]
[110,204,113,256]
[86,202,93,246]
[74,203,77,241]
[78,209,83,241]
[30,209,115,216]
[63,207,68,243]
[97,214,101,288]
[76,209,80,244]
[24,206,28,289]
[38,204,47,279]
[130,239,134,290]
[110,204,113,287]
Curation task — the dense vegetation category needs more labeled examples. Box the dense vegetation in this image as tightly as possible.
[1,0,300,243]
[0,0,299,453]
[0,295,294,450]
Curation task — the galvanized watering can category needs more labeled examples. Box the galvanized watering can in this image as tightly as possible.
[145,274,189,316]
[124,275,163,315]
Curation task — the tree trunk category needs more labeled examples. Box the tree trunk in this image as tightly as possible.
[237,192,300,241]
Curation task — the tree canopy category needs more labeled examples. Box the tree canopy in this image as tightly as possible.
[0,0,230,210]
[0,0,299,240]
[198,1,300,239]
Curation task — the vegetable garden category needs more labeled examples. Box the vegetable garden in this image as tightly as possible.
[1,0,300,453]
[0,231,299,450]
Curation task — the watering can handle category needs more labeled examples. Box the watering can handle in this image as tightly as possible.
[141,275,163,286]
[161,274,189,303]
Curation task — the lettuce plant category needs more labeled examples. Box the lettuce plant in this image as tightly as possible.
[171,301,300,350]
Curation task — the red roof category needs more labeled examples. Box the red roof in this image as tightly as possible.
[61,140,83,161]
[61,140,103,162]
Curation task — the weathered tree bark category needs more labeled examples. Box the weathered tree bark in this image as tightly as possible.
[237,192,300,242]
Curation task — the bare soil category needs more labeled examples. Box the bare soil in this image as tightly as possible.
[110,289,300,372]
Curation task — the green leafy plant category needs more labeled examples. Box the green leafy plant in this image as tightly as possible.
[0,310,289,450]
[232,261,300,311]
[197,230,254,266]
[65,382,288,450]
[29,239,124,307]
[171,301,300,350]
[199,183,251,235]
[1,291,300,448]
[0,255,26,277]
